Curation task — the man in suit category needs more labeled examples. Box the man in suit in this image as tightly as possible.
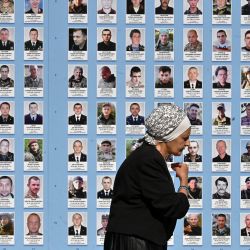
[97,29,116,51]
[26,213,43,236]
[241,214,250,236]
[126,103,144,125]
[0,102,14,124]
[0,28,14,50]
[97,176,114,199]
[0,139,14,162]
[184,66,202,89]
[68,213,87,236]
[24,102,43,125]
[68,103,87,125]
[127,0,144,14]
[25,28,43,51]
[68,140,87,162]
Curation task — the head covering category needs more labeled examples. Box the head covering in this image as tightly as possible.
[246,141,250,148]
[133,104,191,149]
[28,139,38,147]
[73,176,83,182]
[217,103,225,109]
[245,177,250,183]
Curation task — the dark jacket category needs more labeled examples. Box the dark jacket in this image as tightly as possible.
[68,153,87,162]
[97,189,114,199]
[98,8,116,14]
[126,44,144,51]
[24,114,43,125]
[68,114,87,125]
[0,152,14,161]
[68,188,87,199]
[127,3,144,14]
[212,82,231,88]
[25,8,43,14]
[107,143,189,245]
[126,115,144,125]
[241,228,249,236]
[68,225,87,235]
[242,4,250,15]
[0,40,14,50]
[155,6,173,14]
[98,41,116,51]
[184,80,202,88]
[25,40,43,51]
[212,154,231,162]
[0,115,14,124]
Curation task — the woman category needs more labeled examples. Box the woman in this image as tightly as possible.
[104,104,191,250]
[0,0,14,14]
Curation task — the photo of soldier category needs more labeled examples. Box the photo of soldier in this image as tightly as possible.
[184,0,202,14]
[97,176,114,199]
[69,0,87,14]
[155,29,173,51]
[24,28,43,51]
[0,102,14,124]
[98,0,116,14]
[24,139,42,162]
[0,213,14,235]
[69,28,87,51]
[97,103,116,125]
[0,28,14,50]
[155,66,173,88]
[0,139,13,161]
[127,0,144,14]
[187,177,202,199]
[24,65,43,88]
[212,214,230,236]
[97,140,115,162]
[0,0,14,14]
[25,0,43,14]
[0,65,14,88]
[98,66,116,88]
[68,176,87,199]
[213,0,231,15]
[184,214,202,236]
[212,177,231,199]
[241,177,250,199]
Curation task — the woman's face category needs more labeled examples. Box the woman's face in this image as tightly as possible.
[165,127,191,156]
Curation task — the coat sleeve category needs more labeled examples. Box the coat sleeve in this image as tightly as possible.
[138,155,189,219]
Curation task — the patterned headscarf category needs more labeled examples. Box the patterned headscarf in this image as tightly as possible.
[133,104,190,148]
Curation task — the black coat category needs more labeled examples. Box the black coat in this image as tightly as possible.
[184,80,202,88]
[107,143,189,246]
[0,115,14,124]
[97,189,114,199]
[68,114,87,125]
[0,40,14,50]
[68,153,87,162]
[24,114,43,125]
[25,40,43,51]
[68,225,87,235]
[126,115,145,125]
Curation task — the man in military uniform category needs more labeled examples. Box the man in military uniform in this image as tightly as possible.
[0,28,14,51]
[213,140,231,162]
[126,103,144,125]
[0,65,14,88]
[212,177,230,199]
[242,0,250,15]
[155,66,173,88]
[241,142,250,162]
[97,140,115,162]
[98,0,116,14]
[25,176,40,199]
[25,28,43,51]
[184,0,202,14]
[184,66,202,89]
[184,29,202,52]
[68,176,87,199]
[68,103,87,125]
[24,102,43,125]
[98,29,116,51]
[26,213,43,236]
[69,0,87,14]
[98,66,116,88]
[213,66,231,89]
[0,139,14,161]
[97,214,109,235]
[241,214,250,236]
[70,29,87,51]
[68,66,87,88]
[213,103,231,126]
[97,176,114,199]
[24,139,43,162]
[97,103,115,125]
[213,0,231,15]
[187,177,202,199]
[241,177,250,199]
[184,141,202,162]
[212,214,230,236]
[155,30,173,51]
[155,0,173,14]
[126,29,144,52]
[25,0,43,14]
[0,102,14,124]
[24,65,43,88]
[68,140,87,162]
[186,103,202,125]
